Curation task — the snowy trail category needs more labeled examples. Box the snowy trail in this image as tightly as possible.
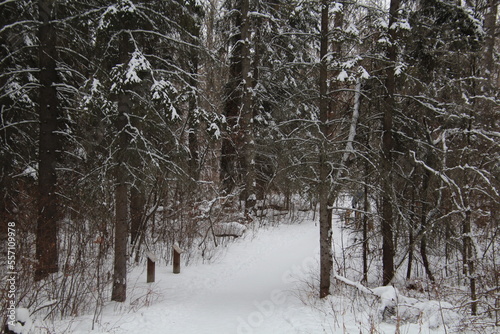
[54,215,455,334]
[161,220,319,334]
[68,218,322,334]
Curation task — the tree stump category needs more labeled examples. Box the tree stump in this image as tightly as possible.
[173,244,183,274]
[146,252,157,283]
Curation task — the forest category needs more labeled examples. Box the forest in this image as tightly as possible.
[1,0,499,332]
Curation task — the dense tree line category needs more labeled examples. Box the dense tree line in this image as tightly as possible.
[1,0,498,327]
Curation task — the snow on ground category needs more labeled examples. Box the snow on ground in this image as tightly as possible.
[44,213,459,334]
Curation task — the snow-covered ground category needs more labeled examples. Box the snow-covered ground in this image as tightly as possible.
[27,213,463,333]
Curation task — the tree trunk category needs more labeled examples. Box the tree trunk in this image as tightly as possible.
[419,165,435,283]
[240,0,256,212]
[112,167,128,302]
[35,0,60,281]
[420,203,435,283]
[406,226,413,280]
[188,109,200,183]
[220,0,244,194]
[463,208,477,315]
[319,0,332,299]
[484,0,498,81]
[380,0,399,286]
[130,185,145,249]
[187,3,201,186]
[363,182,369,284]
[111,33,131,303]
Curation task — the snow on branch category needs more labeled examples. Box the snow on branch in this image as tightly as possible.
[334,275,459,328]
[409,150,464,208]
[334,275,373,295]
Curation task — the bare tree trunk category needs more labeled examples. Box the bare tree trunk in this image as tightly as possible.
[463,207,477,315]
[129,113,145,251]
[188,108,200,183]
[363,181,369,284]
[420,205,435,283]
[481,9,496,315]
[419,166,435,283]
[35,0,60,281]
[462,60,477,314]
[406,226,413,280]
[240,0,256,212]
[381,195,394,286]
[197,0,222,190]
[380,0,400,286]
[130,185,145,249]
[319,0,332,298]
[111,33,131,303]
[484,0,498,81]
[186,1,201,186]
[420,232,435,283]
[112,166,128,302]
[220,0,244,194]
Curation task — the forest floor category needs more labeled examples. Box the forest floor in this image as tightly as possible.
[44,211,472,333]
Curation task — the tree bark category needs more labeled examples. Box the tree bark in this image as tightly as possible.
[363,181,369,284]
[319,0,332,298]
[112,167,128,302]
[419,162,435,283]
[130,185,145,248]
[484,0,498,81]
[186,3,201,186]
[420,204,435,283]
[380,0,399,286]
[220,0,244,194]
[111,32,131,303]
[35,0,60,281]
[406,225,413,280]
[463,207,477,315]
[240,0,256,212]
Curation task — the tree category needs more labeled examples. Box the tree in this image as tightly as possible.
[401,0,499,315]
[92,0,206,301]
[0,0,39,250]
[240,0,256,211]
[379,0,400,286]
[318,0,332,298]
[220,0,245,195]
[35,0,62,281]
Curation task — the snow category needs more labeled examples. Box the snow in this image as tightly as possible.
[372,286,400,319]
[395,62,406,76]
[331,2,343,13]
[51,219,319,333]
[6,81,32,106]
[337,70,349,82]
[20,165,37,179]
[358,66,370,79]
[98,1,137,30]
[345,23,359,36]
[390,19,411,31]
[46,214,459,334]
[399,300,458,329]
[208,122,221,139]
[377,37,391,45]
[90,78,101,94]
[15,308,30,324]
[7,308,32,334]
[124,50,151,84]
[213,222,247,237]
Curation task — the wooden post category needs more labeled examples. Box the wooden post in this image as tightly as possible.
[345,209,352,225]
[173,244,183,274]
[355,210,362,230]
[146,252,156,283]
